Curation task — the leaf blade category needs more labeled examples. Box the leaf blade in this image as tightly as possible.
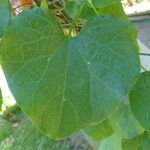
[0,8,141,139]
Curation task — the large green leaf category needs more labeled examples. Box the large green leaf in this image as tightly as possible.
[109,104,144,139]
[0,8,140,139]
[83,119,114,141]
[129,72,150,131]
[92,0,121,8]
[0,0,11,37]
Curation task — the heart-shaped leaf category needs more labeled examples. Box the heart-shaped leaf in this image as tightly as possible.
[0,8,140,139]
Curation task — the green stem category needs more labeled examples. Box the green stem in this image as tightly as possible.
[86,0,99,15]
[140,53,150,56]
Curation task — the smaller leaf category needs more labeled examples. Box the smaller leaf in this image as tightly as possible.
[65,1,95,20]
[141,132,150,150]
[109,104,144,139]
[129,71,150,131]
[99,132,149,150]
[122,134,143,150]
[98,2,129,21]
[65,1,80,18]
[79,3,95,20]
[99,134,122,150]
[92,0,120,8]
[83,119,114,141]
[123,132,150,150]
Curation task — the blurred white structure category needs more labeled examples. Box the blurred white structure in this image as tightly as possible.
[0,66,16,106]
[124,1,150,15]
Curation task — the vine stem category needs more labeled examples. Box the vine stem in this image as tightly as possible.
[86,0,99,15]
[139,53,150,56]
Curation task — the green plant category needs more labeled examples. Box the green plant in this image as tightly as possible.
[0,115,13,142]
[0,114,70,150]
[0,0,150,149]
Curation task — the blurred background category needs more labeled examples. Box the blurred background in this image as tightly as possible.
[0,0,150,149]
